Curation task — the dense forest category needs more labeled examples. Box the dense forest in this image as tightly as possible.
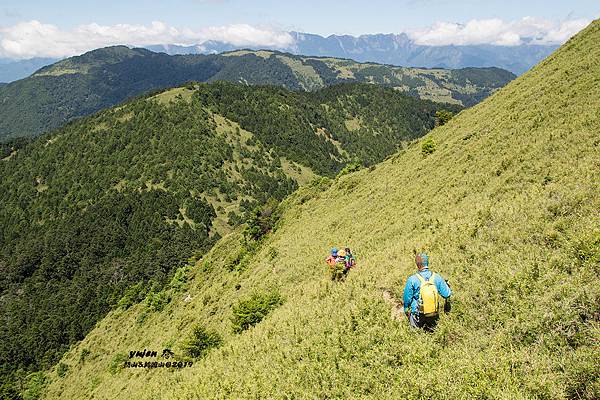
[0,46,511,140]
[0,81,459,396]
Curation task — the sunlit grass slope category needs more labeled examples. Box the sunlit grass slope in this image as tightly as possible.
[44,21,600,399]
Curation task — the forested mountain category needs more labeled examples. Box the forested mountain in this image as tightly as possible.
[0,82,459,397]
[32,19,599,400]
[0,46,512,140]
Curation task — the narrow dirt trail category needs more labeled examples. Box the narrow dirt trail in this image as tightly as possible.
[382,289,404,321]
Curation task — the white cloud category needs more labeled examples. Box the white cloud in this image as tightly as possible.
[0,20,295,59]
[536,18,591,44]
[0,17,592,59]
[410,17,591,46]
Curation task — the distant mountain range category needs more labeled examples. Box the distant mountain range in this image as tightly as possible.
[147,31,559,75]
[0,57,58,83]
[0,46,514,140]
[0,31,556,84]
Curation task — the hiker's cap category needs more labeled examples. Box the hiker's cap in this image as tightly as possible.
[331,247,338,256]
[338,249,347,257]
[416,252,429,267]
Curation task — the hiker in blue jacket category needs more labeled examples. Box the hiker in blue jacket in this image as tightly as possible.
[403,252,452,331]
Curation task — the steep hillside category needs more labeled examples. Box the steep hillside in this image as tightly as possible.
[0,82,458,396]
[0,47,512,140]
[39,20,600,400]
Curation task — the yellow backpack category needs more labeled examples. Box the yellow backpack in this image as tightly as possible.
[417,273,440,316]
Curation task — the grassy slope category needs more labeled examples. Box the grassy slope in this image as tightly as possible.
[44,21,599,399]
[1,82,458,395]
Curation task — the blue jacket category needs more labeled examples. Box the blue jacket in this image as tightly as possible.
[403,268,452,314]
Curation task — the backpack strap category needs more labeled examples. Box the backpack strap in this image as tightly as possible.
[416,273,436,284]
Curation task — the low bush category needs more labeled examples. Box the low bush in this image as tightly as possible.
[169,265,191,292]
[108,353,128,375]
[116,281,147,310]
[336,162,362,178]
[78,348,91,364]
[145,290,171,312]
[181,325,223,359]
[56,363,69,378]
[435,109,454,126]
[22,372,47,400]
[243,199,280,242]
[421,138,436,156]
[231,291,284,333]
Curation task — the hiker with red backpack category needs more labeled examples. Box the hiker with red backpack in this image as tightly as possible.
[325,247,356,281]
[402,252,451,331]
[326,248,338,267]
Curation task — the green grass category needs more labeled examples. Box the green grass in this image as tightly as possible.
[151,86,196,105]
[275,55,324,91]
[344,116,362,131]
[43,20,600,399]
[222,50,274,59]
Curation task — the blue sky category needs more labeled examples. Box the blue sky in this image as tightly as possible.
[2,0,598,35]
[0,0,598,58]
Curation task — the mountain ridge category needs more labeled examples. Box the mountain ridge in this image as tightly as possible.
[148,31,558,75]
[0,47,513,140]
[0,30,560,84]
[0,57,59,82]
